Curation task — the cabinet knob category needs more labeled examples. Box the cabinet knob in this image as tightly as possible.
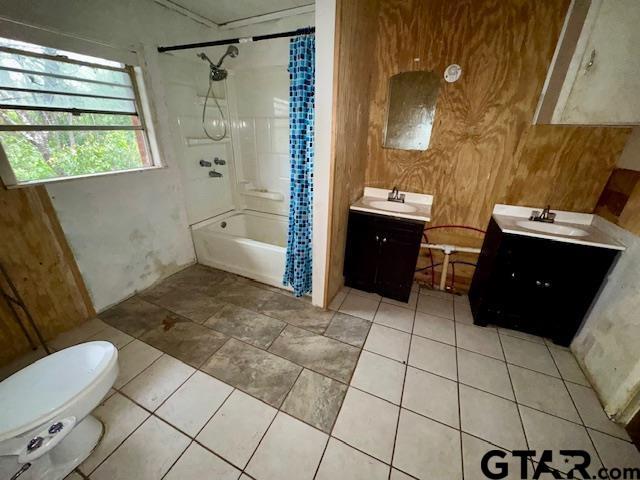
[375,235,380,242]
[382,237,387,243]
[535,280,542,286]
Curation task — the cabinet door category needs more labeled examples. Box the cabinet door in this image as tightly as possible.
[344,212,381,292]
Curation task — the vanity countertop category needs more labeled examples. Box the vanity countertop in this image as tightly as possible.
[493,204,625,251]
[350,187,433,222]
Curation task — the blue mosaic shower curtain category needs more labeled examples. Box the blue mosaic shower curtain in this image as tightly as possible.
[283,33,315,297]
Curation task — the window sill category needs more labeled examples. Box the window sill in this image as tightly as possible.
[3,165,167,189]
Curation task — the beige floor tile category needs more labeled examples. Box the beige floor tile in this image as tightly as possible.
[390,469,415,480]
[197,389,276,468]
[351,350,406,404]
[458,348,514,400]
[332,387,400,463]
[520,406,602,475]
[420,288,453,300]
[498,327,545,344]
[417,294,454,319]
[328,288,349,311]
[91,416,189,480]
[383,290,418,310]
[402,366,459,428]
[316,438,389,480]
[393,409,462,480]
[408,335,457,380]
[113,339,163,389]
[156,371,233,436]
[245,412,328,480]
[87,324,134,349]
[413,312,455,345]
[64,472,83,480]
[364,324,411,362]
[164,442,240,480]
[566,383,631,440]
[454,300,474,324]
[350,288,382,300]
[456,324,504,360]
[122,354,194,411]
[80,392,149,475]
[500,335,559,377]
[459,384,526,450]
[548,347,590,386]
[339,292,380,321]
[462,433,526,480]
[588,429,640,469]
[509,365,580,423]
[373,302,415,333]
[48,318,109,351]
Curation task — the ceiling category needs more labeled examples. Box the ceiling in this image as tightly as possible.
[163,0,314,25]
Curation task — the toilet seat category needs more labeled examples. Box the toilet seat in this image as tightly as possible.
[0,341,118,443]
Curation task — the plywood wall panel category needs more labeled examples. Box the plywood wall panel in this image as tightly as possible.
[618,182,640,236]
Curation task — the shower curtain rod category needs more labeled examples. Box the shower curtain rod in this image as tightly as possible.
[157,27,315,53]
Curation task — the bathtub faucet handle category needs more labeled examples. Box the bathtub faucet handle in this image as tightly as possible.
[199,159,212,167]
[209,170,223,178]
[214,157,226,165]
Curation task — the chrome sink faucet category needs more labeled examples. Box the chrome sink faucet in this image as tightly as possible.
[388,186,406,203]
[530,205,556,223]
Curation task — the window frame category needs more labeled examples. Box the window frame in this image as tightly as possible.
[0,39,162,188]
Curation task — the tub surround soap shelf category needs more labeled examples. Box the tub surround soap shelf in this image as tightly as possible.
[350,187,432,222]
[241,188,284,201]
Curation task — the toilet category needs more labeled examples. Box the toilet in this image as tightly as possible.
[0,341,118,480]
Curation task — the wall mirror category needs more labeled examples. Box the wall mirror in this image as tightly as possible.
[383,70,440,151]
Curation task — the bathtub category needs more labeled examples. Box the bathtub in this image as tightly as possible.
[192,210,289,289]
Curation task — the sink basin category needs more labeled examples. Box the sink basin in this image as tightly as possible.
[368,200,418,213]
[516,220,589,237]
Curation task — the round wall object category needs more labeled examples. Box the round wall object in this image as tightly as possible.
[444,64,462,83]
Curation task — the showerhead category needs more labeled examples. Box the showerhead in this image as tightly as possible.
[216,45,239,67]
[198,45,238,82]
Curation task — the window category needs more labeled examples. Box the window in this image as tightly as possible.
[0,37,156,186]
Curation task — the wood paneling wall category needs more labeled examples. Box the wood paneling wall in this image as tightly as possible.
[362,0,630,291]
[0,183,94,366]
[618,183,640,236]
[326,0,382,303]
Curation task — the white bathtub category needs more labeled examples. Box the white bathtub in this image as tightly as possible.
[192,210,289,289]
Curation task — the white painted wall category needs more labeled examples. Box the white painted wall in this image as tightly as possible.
[0,0,219,310]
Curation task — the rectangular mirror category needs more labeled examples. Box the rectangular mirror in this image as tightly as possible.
[383,70,440,151]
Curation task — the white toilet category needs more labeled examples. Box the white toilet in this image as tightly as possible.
[0,341,118,480]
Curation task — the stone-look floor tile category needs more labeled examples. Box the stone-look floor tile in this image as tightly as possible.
[164,442,240,480]
[417,294,454,319]
[142,264,233,300]
[48,318,109,350]
[566,383,631,440]
[458,348,514,400]
[197,389,276,468]
[588,429,640,470]
[156,371,233,436]
[205,303,285,348]
[373,302,415,333]
[500,334,559,377]
[339,292,380,321]
[282,369,347,433]
[0,346,48,381]
[269,325,359,383]
[498,327,545,344]
[393,409,462,480]
[324,312,371,348]
[246,412,328,480]
[99,296,171,338]
[202,338,301,407]
[87,324,134,349]
[454,299,474,324]
[316,438,390,480]
[520,406,602,475]
[145,288,226,324]
[351,351,405,405]
[114,339,163,389]
[456,323,504,360]
[383,290,418,310]
[460,384,527,450]
[64,472,83,480]
[402,366,459,428]
[548,347,590,386]
[122,354,195,411]
[462,434,526,480]
[259,294,335,334]
[364,324,411,362]
[80,393,149,475]
[408,335,457,380]
[214,282,278,312]
[332,387,399,463]
[508,364,581,423]
[91,416,189,480]
[140,316,228,368]
[413,311,455,345]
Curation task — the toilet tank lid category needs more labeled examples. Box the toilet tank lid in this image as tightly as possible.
[0,341,117,441]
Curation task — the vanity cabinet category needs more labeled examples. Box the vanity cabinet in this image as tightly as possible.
[469,218,619,346]
[344,210,424,302]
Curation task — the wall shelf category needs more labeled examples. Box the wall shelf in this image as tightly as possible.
[241,188,284,201]
[185,137,231,147]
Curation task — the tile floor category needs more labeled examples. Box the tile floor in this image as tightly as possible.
[2,264,639,480]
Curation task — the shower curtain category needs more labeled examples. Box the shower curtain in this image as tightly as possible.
[283,33,315,297]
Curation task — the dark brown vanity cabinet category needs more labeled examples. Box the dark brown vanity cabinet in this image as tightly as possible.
[469,218,619,346]
[344,210,424,302]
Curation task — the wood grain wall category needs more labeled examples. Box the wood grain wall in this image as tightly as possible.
[326,0,382,303]
[362,0,630,291]
[0,182,94,366]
